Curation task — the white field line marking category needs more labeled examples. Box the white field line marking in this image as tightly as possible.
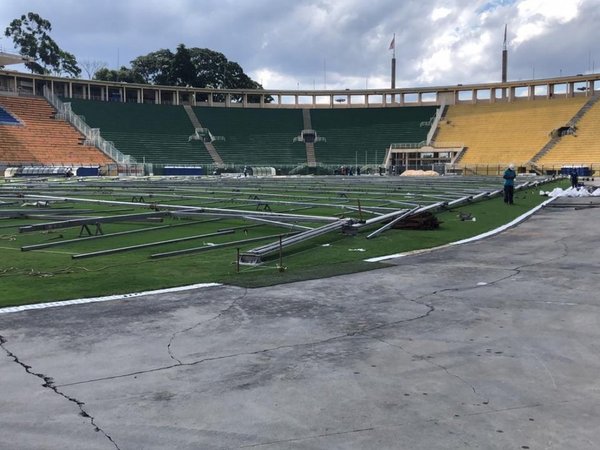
[0,283,222,315]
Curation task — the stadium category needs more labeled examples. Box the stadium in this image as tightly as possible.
[2,35,600,450]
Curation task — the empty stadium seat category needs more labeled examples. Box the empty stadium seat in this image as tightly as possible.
[435,97,586,167]
[0,95,112,165]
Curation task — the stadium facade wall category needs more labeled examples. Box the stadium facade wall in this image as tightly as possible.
[1,70,599,109]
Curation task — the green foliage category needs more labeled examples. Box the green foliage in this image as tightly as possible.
[128,49,174,84]
[93,66,146,83]
[94,44,269,101]
[171,44,195,86]
[4,12,81,77]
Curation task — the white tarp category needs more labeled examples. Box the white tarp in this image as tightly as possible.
[541,187,600,197]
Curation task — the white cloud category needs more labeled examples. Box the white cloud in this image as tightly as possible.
[0,0,597,90]
[512,0,584,46]
[431,6,453,21]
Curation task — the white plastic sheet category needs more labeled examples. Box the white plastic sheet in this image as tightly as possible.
[542,187,600,197]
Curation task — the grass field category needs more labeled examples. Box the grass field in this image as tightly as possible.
[0,175,566,307]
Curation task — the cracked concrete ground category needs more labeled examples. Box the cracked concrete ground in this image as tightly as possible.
[1,197,600,449]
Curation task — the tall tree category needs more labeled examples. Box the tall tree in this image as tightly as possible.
[4,12,81,77]
[93,66,145,84]
[123,45,265,91]
[94,44,269,101]
[128,49,174,84]
[80,59,108,80]
[171,44,196,86]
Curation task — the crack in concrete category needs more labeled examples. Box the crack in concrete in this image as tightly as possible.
[58,300,435,388]
[238,426,376,448]
[365,240,572,409]
[238,400,555,448]
[408,238,571,304]
[167,288,249,364]
[372,335,489,404]
[0,334,120,450]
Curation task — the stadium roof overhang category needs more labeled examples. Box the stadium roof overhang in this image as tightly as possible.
[0,52,32,66]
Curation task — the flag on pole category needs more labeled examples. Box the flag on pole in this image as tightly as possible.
[389,35,395,50]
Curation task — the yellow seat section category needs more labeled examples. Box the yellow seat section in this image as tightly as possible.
[436,97,586,166]
[537,98,600,168]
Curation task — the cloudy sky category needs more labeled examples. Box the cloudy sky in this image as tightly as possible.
[0,0,598,90]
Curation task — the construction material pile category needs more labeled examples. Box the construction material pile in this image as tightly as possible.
[391,211,441,230]
[400,170,440,177]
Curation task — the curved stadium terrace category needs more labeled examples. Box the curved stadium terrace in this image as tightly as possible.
[3,62,600,450]
[1,68,600,175]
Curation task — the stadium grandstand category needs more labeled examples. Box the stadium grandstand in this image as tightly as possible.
[1,65,600,177]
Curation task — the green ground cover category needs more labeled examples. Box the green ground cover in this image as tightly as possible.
[0,177,566,307]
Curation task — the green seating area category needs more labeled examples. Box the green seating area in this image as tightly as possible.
[193,107,306,166]
[68,100,213,165]
[66,100,436,167]
[311,107,436,165]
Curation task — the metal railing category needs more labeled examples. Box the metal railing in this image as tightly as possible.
[390,141,427,149]
[430,141,464,148]
[43,85,136,164]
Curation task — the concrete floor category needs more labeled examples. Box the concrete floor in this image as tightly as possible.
[1,197,599,450]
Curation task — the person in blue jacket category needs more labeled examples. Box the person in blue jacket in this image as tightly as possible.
[503,164,516,205]
[570,169,579,189]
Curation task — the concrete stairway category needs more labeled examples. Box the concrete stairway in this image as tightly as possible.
[184,105,224,165]
[530,94,600,164]
[302,109,317,167]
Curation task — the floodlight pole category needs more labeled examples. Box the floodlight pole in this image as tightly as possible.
[391,33,396,90]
